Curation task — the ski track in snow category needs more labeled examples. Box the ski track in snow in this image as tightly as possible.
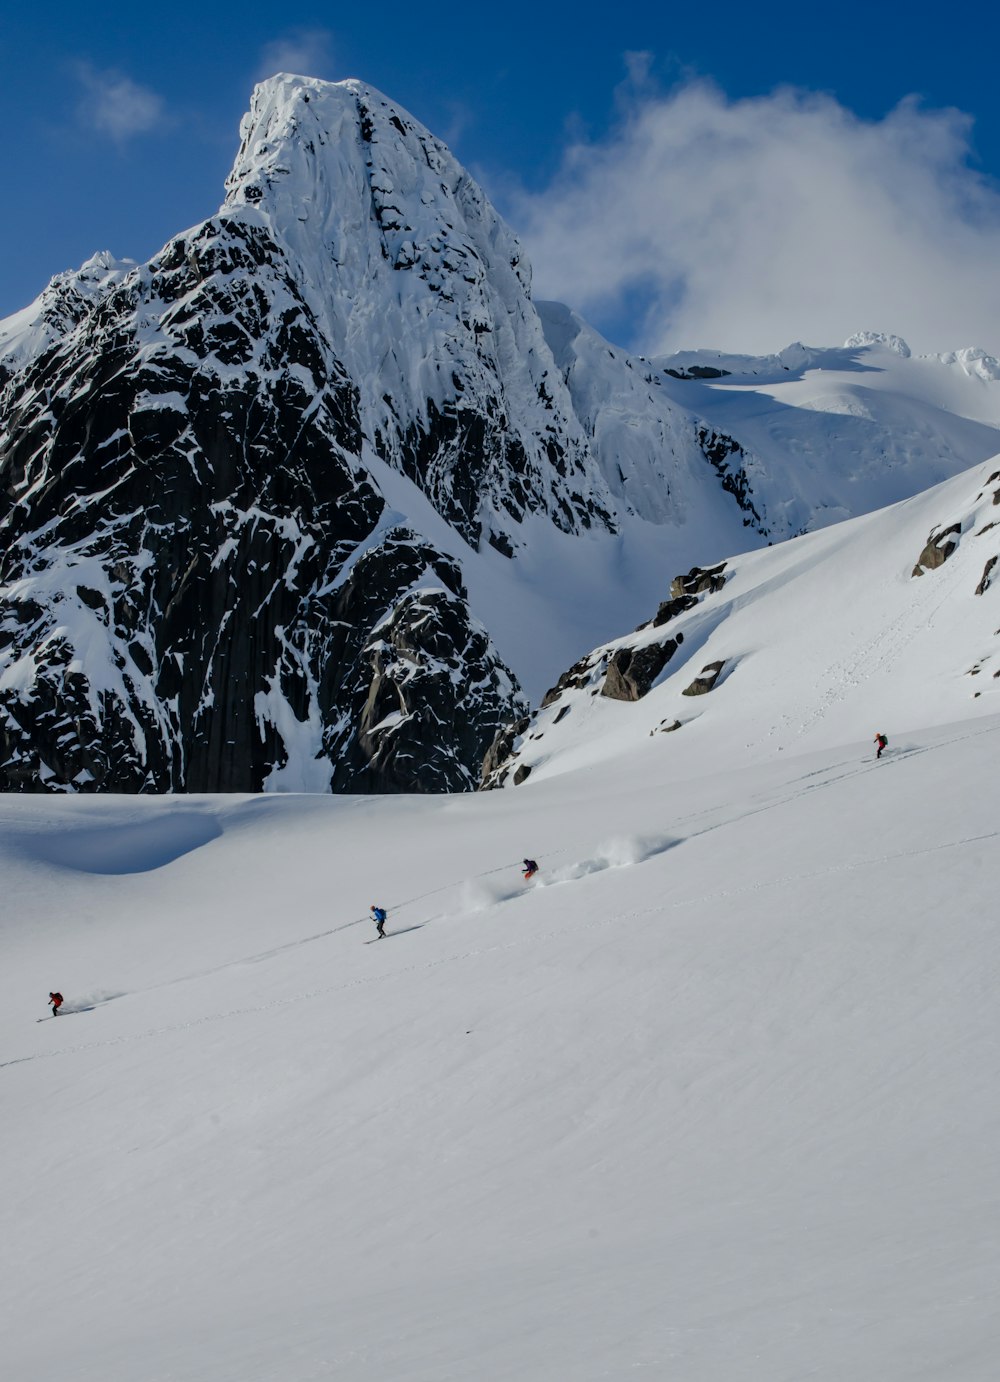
[788,539,974,744]
[4,719,997,1074]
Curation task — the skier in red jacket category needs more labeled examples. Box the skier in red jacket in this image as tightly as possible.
[48,991,64,1016]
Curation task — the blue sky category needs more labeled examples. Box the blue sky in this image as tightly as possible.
[3,2,1000,354]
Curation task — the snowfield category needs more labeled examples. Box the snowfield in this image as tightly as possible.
[2,705,999,1380]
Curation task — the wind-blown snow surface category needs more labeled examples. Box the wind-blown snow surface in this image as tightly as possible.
[2,707,999,1380]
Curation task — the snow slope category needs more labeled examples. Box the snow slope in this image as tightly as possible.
[2,705,999,1379]
[492,455,1000,787]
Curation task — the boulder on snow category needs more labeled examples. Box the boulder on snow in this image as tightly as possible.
[682,660,727,697]
[601,636,683,702]
[650,593,698,628]
[670,562,728,600]
[912,522,961,576]
[975,555,998,597]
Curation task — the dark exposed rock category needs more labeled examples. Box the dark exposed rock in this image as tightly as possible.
[539,652,601,708]
[601,635,683,702]
[637,562,725,632]
[482,552,730,786]
[480,715,530,788]
[695,427,766,533]
[912,522,961,576]
[512,763,532,785]
[0,212,526,794]
[682,660,727,696]
[650,593,698,627]
[670,562,727,599]
[344,583,522,792]
[663,365,731,380]
[975,556,998,597]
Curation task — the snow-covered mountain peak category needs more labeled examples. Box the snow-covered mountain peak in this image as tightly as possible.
[843,330,912,356]
[213,73,621,552]
[937,346,1000,383]
[223,73,532,321]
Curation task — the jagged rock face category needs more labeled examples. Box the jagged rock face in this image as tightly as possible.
[0,252,134,391]
[0,206,525,792]
[480,715,531,789]
[349,575,526,792]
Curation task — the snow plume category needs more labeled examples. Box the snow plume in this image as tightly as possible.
[59,990,126,1016]
[509,79,1000,358]
[461,877,525,912]
[458,837,675,911]
[540,836,677,884]
[74,63,166,142]
[255,28,336,81]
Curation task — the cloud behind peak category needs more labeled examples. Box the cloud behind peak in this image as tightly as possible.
[508,80,1000,358]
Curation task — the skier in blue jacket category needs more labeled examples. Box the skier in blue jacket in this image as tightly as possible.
[371,905,387,939]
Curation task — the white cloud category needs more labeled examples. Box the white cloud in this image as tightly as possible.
[257,28,335,80]
[508,80,1000,358]
[75,64,166,142]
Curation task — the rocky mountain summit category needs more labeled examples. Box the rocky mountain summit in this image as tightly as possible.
[2,75,999,795]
